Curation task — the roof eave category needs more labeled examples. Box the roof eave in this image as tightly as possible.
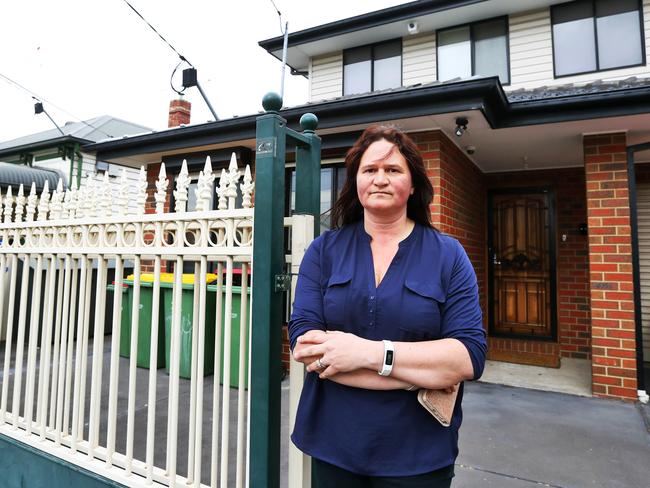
[258,0,485,53]
[87,79,650,162]
[0,135,90,159]
[89,78,506,161]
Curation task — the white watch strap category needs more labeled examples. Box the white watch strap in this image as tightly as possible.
[378,340,394,376]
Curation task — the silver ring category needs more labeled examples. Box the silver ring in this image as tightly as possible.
[316,358,326,369]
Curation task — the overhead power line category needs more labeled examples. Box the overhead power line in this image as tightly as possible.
[0,71,114,139]
[122,0,192,66]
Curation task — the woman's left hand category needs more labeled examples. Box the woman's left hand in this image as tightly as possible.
[295,330,381,379]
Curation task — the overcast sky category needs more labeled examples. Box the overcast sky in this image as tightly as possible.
[0,0,407,143]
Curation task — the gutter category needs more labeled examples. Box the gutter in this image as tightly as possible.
[86,77,507,160]
[84,78,650,162]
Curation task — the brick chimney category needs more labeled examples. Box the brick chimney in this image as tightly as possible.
[168,96,191,127]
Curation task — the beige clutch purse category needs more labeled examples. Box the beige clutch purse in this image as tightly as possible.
[416,384,459,427]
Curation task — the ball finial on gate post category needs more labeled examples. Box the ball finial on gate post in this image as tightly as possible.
[262,92,283,113]
[300,113,318,133]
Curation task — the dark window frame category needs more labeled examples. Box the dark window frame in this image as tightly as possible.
[342,38,403,96]
[551,0,646,78]
[436,15,511,85]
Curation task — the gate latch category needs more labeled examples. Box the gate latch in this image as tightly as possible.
[274,273,292,292]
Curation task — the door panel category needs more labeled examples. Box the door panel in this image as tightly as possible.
[489,191,556,339]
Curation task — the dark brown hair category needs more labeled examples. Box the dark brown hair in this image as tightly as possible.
[330,125,434,228]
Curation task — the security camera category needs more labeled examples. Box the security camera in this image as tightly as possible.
[465,145,476,155]
[407,21,419,35]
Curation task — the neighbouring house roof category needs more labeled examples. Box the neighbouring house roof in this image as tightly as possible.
[0,115,152,159]
[0,162,62,193]
[85,75,650,162]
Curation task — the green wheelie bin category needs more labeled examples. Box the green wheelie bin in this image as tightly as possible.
[162,273,217,379]
[109,276,166,369]
[207,284,250,388]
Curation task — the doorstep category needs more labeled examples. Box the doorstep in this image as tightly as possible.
[478,358,592,397]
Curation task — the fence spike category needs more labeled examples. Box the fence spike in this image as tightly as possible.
[99,172,112,217]
[195,170,212,212]
[241,164,255,209]
[155,162,169,214]
[36,180,51,222]
[26,182,38,222]
[116,168,129,216]
[62,186,72,220]
[174,159,191,212]
[70,184,81,219]
[203,155,213,177]
[217,168,228,210]
[225,153,241,210]
[15,184,26,223]
[3,186,13,223]
[136,166,147,215]
[50,181,64,220]
[84,177,97,218]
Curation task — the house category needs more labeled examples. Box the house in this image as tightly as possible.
[85,0,650,402]
[0,115,152,204]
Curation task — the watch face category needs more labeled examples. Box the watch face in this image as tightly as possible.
[386,350,394,365]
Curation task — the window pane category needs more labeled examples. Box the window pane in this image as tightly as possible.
[438,26,471,81]
[344,46,371,95]
[373,41,401,90]
[320,168,333,215]
[290,170,295,213]
[187,181,198,211]
[552,1,596,76]
[474,18,509,83]
[336,166,347,199]
[596,0,643,69]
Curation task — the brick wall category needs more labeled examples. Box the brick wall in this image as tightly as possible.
[584,133,637,400]
[485,168,591,363]
[411,130,487,322]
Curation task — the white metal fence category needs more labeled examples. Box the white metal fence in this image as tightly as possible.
[0,154,257,487]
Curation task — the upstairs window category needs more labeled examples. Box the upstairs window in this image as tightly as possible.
[343,39,402,96]
[437,17,510,84]
[552,0,644,77]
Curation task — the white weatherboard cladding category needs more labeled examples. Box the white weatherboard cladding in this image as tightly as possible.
[507,1,650,90]
[307,0,650,102]
[309,52,343,102]
[636,183,650,364]
[403,33,437,86]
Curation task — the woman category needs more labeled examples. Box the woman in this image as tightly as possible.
[289,125,486,487]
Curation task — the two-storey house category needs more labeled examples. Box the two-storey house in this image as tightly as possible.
[87,0,650,402]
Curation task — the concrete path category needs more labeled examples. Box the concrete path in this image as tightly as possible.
[454,382,650,488]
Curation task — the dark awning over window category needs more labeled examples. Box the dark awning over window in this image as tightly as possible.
[0,162,64,193]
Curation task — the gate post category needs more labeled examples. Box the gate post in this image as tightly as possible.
[250,93,287,488]
[295,113,321,236]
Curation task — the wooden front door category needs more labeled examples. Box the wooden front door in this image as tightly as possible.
[488,190,557,340]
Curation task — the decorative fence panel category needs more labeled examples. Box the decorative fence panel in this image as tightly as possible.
[0,154,255,488]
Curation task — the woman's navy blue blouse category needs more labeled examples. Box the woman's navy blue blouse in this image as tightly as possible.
[289,221,487,476]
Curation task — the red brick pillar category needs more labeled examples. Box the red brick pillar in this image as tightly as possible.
[411,130,487,324]
[584,132,637,400]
